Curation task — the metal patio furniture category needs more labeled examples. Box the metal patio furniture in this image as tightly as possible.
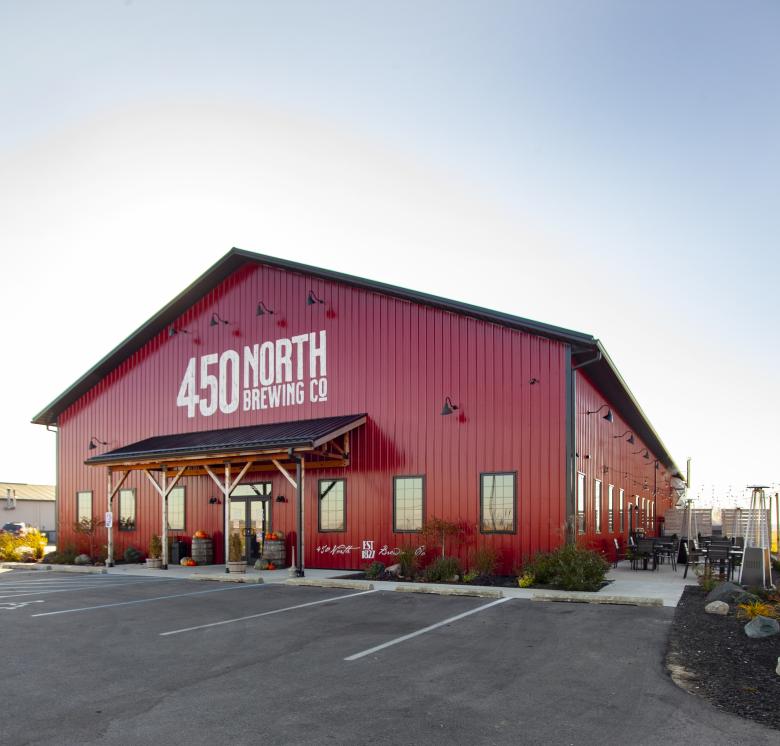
[682,539,706,579]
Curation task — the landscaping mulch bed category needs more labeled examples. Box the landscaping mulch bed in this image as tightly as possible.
[666,585,780,730]
[343,572,519,587]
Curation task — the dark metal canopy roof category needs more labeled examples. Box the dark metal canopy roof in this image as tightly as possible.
[84,414,366,466]
[34,247,681,477]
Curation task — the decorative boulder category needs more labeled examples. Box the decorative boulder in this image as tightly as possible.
[745,616,780,639]
[385,564,401,576]
[74,554,92,565]
[705,600,729,616]
[705,582,758,606]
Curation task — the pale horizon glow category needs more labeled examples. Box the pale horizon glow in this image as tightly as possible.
[1,2,778,502]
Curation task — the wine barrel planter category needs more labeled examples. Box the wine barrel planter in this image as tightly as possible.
[191,537,214,565]
[262,539,286,567]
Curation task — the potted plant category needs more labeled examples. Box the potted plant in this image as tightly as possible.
[227,532,246,573]
[146,535,162,569]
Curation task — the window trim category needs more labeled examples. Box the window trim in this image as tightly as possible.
[167,486,186,532]
[479,471,517,535]
[392,475,425,534]
[607,484,614,533]
[577,472,586,535]
[118,488,137,532]
[318,478,346,533]
[619,488,625,532]
[594,479,602,534]
[76,491,93,523]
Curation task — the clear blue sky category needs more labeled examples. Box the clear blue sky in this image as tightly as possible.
[1,1,778,502]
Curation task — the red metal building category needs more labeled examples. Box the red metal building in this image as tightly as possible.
[33,249,682,573]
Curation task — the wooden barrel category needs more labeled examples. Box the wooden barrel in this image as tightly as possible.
[262,539,286,567]
[191,537,214,565]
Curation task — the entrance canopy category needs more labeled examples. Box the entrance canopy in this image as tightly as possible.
[84,413,366,573]
[84,414,366,473]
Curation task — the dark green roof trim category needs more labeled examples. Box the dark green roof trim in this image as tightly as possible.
[32,247,681,478]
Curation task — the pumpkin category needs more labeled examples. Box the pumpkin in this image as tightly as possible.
[193,530,208,539]
[267,563,276,570]
[185,559,197,567]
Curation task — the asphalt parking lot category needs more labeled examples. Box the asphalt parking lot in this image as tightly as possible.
[1,569,776,746]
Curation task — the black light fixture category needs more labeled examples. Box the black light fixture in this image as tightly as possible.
[612,430,634,444]
[168,324,190,337]
[208,496,221,505]
[88,436,107,450]
[307,290,324,306]
[440,396,459,416]
[210,312,229,326]
[256,301,275,316]
[275,495,287,503]
[632,448,650,459]
[586,404,613,423]
[529,378,539,385]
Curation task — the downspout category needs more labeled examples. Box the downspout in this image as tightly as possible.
[47,425,59,547]
[566,346,602,544]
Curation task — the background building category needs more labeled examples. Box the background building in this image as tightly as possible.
[1,482,56,538]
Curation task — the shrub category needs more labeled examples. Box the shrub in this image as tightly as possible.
[123,546,144,563]
[397,547,419,578]
[44,545,78,564]
[523,544,609,592]
[423,556,462,583]
[737,600,777,620]
[149,535,162,560]
[73,517,104,560]
[0,530,48,561]
[471,546,499,577]
[462,570,478,584]
[365,561,386,579]
[421,517,470,558]
[517,572,535,588]
[695,566,719,593]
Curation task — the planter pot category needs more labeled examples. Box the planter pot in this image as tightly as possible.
[228,561,247,574]
[146,558,162,569]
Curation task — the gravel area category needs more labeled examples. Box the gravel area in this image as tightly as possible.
[667,584,780,730]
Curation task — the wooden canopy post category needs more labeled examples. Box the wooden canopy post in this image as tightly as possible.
[105,469,129,567]
[204,460,254,571]
[144,465,186,570]
[272,453,305,576]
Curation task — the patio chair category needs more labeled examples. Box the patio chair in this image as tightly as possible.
[655,538,677,572]
[613,538,630,568]
[706,546,732,580]
[682,539,707,579]
[636,538,657,570]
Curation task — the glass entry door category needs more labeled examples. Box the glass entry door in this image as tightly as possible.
[229,482,272,565]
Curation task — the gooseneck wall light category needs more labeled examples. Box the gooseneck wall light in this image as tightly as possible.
[210,312,230,326]
[612,430,634,444]
[88,436,108,450]
[307,290,325,306]
[256,301,275,316]
[586,404,613,423]
[440,396,459,416]
[168,324,190,337]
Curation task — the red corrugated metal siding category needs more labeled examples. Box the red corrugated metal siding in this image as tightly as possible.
[575,371,674,557]
[57,262,568,571]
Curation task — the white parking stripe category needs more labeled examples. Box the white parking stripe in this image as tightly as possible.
[31,583,266,616]
[160,589,377,636]
[344,597,511,661]
[0,579,177,599]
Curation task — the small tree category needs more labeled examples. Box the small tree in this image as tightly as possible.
[229,533,243,562]
[73,517,104,560]
[421,516,470,558]
[148,534,162,560]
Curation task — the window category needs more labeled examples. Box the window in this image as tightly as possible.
[393,476,424,532]
[167,487,185,531]
[480,472,516,533]
[577,473,586,534]
[594,480,602,533]
[619,489,625,532]
[608,484,614,533]
[641,497,646,528]
[77,491,92,523]
[232,483,272,498]
[318,479,346,532]
[119,489,136,531]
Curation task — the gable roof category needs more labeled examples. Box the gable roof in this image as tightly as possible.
[32,248,681,477]
[0,482,56,502]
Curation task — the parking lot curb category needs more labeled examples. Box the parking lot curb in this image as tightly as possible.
[531,591,663,607]
[187,574,264,584]
[1,562,107,574]
[286,578,374,591]
[394,585,504,599]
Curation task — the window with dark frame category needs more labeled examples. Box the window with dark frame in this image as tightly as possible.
[594,479,602,533]
[619,489,625,532]
[118,488,136,531]
[577,473,586,534]
[393,476,424,533]
[608,484,614,533]
[76,491,92,523]
[318,479,346,532]
[480,472,516,533]
[167,486,185,531]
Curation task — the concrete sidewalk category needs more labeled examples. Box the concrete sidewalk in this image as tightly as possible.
[98,558,695,607]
